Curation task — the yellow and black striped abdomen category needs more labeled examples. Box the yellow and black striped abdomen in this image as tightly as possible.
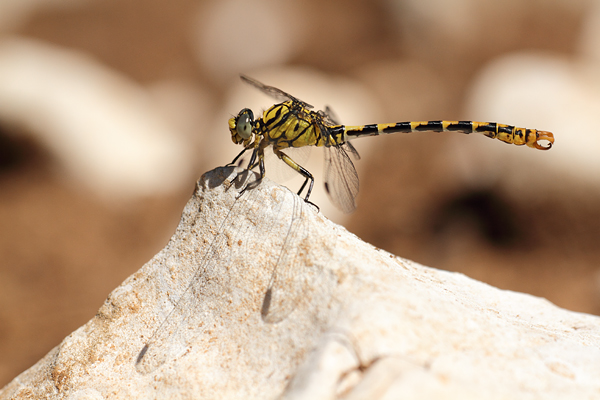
[344,120,554,150]
[260,101,323,149]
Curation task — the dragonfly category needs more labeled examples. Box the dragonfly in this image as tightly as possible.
[229,75,555,213]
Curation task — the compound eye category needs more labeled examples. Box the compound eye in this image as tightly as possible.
[236,111,253,140]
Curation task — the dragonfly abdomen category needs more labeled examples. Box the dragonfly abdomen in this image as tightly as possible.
[343,121,554,150]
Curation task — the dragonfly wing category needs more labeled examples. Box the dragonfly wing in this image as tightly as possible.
[240,75,313,109]
[321,106,339,125]
[264,146,312,183]
[323,145,360,213]
[261,194,310,323]
[343,140,361,161]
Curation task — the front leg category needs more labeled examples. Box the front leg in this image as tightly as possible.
[238,146,266,197]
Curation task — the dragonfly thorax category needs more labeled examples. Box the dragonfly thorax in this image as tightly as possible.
[259,101,324,149]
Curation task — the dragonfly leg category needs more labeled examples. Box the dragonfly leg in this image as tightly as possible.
[274,149,318,210]
[247,146,258,170]
[238,147,265,197]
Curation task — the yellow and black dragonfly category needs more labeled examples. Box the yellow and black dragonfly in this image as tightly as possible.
[229,75,555,213]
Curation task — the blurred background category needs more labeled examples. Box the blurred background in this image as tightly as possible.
[1,0,600,386]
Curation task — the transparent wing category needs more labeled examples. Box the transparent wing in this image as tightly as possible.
[323,144,360,214]
[240,75,314,109]
[261,194,309,323]
[343,140,361,161]
[264,146,312,184]
[321,105,340,125]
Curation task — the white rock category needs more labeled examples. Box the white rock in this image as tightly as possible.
[2,167,600,399]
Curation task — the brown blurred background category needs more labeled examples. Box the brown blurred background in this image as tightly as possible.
[1,0,599,387]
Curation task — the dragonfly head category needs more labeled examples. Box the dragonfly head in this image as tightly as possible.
[229,108,255,146]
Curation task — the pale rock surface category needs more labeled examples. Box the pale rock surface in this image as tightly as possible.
[2,167,600,399]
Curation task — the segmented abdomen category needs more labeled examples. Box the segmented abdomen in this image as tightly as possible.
[344,120,554,150]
